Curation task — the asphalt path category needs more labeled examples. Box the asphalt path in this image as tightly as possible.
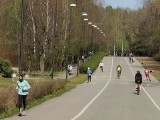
[5,57,160,120]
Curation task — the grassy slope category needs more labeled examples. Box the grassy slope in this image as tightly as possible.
[0,52,106,119]
[0,74,87,119]
[136,57,160,81]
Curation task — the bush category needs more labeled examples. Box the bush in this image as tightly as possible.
[0,79,65,117]
[79,52,107,73]
[0,59,13,78]
[154,52,160,61]
[28,79,65,101]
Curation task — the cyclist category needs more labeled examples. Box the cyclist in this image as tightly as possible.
[135,71,142,92]
[116,65,122,78]
[99,61,104,72]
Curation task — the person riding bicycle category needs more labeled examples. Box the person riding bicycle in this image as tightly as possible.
[99,61,104,72]
[135,71,142,91]
[116,65,122,78]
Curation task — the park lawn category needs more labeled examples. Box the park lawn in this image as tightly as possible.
[0,77,15,88]
[136,57,160,81]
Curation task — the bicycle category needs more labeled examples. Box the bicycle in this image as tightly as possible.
[100,66,103,72]
[136,81,141,95]
[117,71,121,79]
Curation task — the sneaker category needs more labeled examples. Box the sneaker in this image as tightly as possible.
[149,79,151,81]
[90,82,91,83]
[18,113,22,116]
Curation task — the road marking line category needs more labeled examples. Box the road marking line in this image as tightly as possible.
[125,57,160,111]
[70,57,114,120]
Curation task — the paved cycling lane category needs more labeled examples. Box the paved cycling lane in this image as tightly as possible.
[5,57,160,120]
[74,57,160,120]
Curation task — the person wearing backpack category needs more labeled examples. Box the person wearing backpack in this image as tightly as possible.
[135,71,142,91]
[16,74,30,116]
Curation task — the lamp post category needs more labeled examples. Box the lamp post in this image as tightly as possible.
[66,3,76,80]
[81,13,88,57]
[83,18,88,56]
[92,25,97,52]
[50,0,58,79]
[19,0,24,75]
[76,12,87,76]
[88,22,92,56]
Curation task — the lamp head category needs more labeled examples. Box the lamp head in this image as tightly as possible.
[70,4,76,7]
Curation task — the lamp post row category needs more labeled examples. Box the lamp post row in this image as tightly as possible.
[20,1,105,78]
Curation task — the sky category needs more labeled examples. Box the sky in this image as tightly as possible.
[104,0,143,10]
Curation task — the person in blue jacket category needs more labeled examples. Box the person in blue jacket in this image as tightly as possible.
[87,67,92,83]
[16,74,30,116]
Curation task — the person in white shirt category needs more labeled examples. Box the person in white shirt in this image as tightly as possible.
[99,62,104,72]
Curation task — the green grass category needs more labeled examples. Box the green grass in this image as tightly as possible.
[0,51,104,119]
[79,51,107,73]
[0,74,87,119]
[0,77,15,88]
[136,57,160,81]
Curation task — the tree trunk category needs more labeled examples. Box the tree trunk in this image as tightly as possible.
[40,53,45,76]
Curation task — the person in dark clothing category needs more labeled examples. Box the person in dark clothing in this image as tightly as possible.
[135,71,142,91]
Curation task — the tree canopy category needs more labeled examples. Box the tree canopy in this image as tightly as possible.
[0,0,160,74]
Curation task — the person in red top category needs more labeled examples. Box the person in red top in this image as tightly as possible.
[144,67,151,81]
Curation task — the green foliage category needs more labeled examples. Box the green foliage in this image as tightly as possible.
[79,52,107,73]
[0,59,13,78]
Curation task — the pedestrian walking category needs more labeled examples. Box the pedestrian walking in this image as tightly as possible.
[16,75,30,116]
[144,67,151,81]
[87,67,92,83]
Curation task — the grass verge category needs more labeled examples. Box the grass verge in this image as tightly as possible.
[79,51,107,73]
[0,74,86,119]
[1,51,105,119]
[136,57,160,81]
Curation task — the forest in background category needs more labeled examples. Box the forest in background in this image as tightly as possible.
[0,0,160,75]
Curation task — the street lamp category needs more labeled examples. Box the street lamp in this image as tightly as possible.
[84,18,88,21]
[50,0,58,79]
[87,22,92,56]
[82,12,88,16]
[66,3,76,80]
[83,18,88,57]
[19,0,24,75]
[76,12,88,76]
[70,4,76,7]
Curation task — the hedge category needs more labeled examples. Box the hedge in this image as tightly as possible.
[79,52,107,73]
[0,59,13,78]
